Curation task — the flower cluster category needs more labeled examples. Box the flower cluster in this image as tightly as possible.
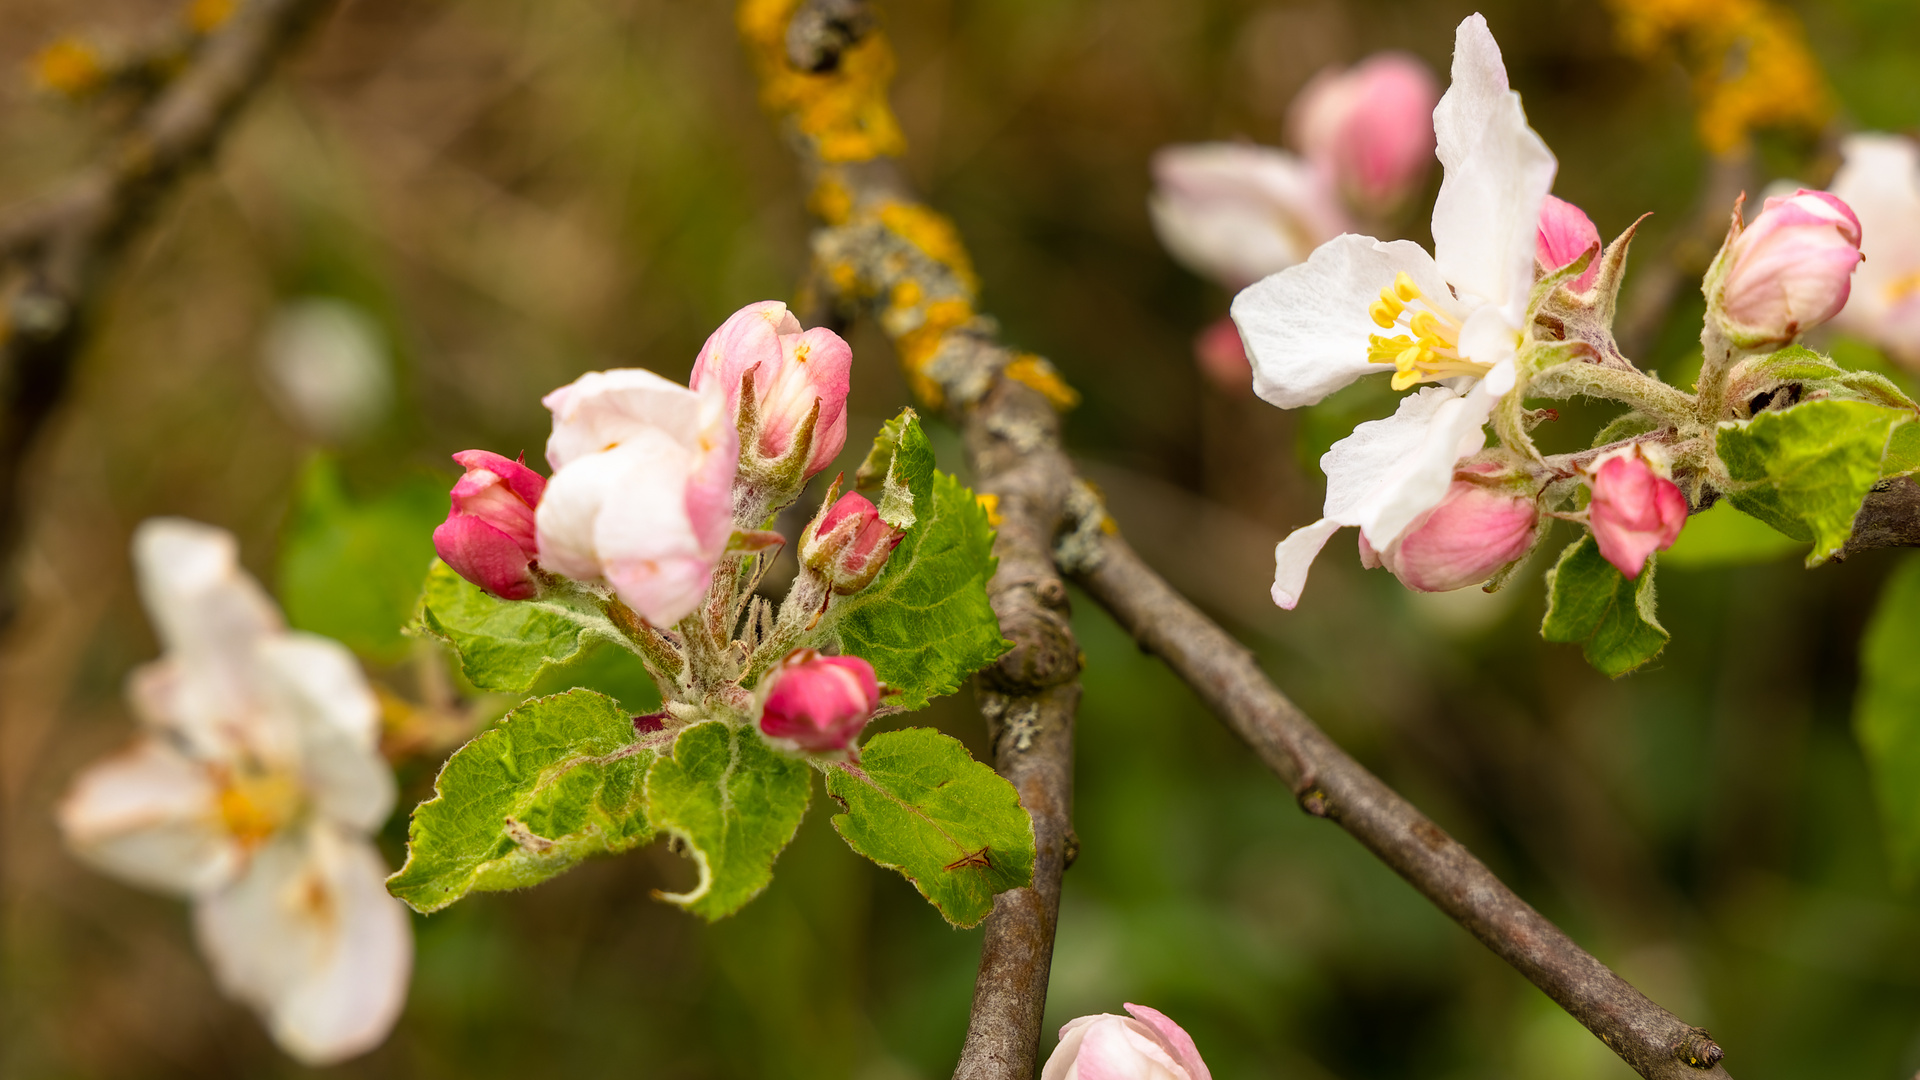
[59,519,411,1065]
[433,300,900,754]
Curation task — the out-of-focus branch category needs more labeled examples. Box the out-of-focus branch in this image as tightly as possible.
[0,0,338,626]
[1068,530,1732,1080]
[737,3,1083,1076]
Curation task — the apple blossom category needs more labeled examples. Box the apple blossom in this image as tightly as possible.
[1536,194,1602,292]
[1235,14,1557,609]
[689,299,852,480]
[1192,316,1251,393]
[58,519,410,1066]
[1713,189,1862,345]
[1829,133,1920,367]
[260,298,393,443]
[1042,1003,1212,1080]
[1359,464,1539,593]
[433,449,546,600]
[1585,445,1687,579]
[1148,141,1352,292]
[800,488,904,595]
[757,649,883,753]
[535,368,740,626]
[1288,51,1440,215]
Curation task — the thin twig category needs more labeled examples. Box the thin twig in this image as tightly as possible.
[1070,529,1732,1080]
[736,2,1082,1075]
[0,0,339,626]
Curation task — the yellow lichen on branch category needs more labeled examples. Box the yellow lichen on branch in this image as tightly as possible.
[1607,0,1830,157]
[32,37,105,97]
[736,0,906,164]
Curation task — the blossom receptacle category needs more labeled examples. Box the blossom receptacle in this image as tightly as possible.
[1829,134,1920,368]
[1585,445,1687,579]
[1358,464,1539,593]
[433,450,546,601]
[1148,142,1352,290]
[689,300,852,482]
[535,368,740,626]
[800,488,904,595]
[1042,1003,1212,1080]
[757,649,883,754]
[1289,51,1440,215]
[1714,189,1863,345]
[1536,194,1602,292]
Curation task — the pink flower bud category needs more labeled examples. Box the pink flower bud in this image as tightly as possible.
[757,649,883,754]
[433,450,546,600]
[1717,189,1863,343]
[689,300,852,478]
[1358,465,1538,593]
[1585,446,1687,579]
[1193,316,1252,394]
[1043,1003,1212,1080]
[1537,194,1602,292]
[800,489,904,595]
[1288,52,1440,215]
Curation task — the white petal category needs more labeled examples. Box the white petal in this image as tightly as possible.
[1322,384,1491,545]
[195,822,412,1066]
[1233,236,1455,408]
[1831,134,1920,334]
[542,368,704,471]
[1430,14,1556,320]
[253,635,394,833]
[1148,143,1349,289]
[1042,1015,1108,1080]
[1457,304,1522,384]
[58,738,241,896]
[1272,518,1343,610]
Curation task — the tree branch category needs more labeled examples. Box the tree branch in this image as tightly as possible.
[736,3,1082,1075]
[1843,477,1920,557]
[0,0,338,626]
[1068,529,1732,1080]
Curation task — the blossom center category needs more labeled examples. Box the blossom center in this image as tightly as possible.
[1365,272,1490,390]
[1884,269,1920,306]
[216,766,303,848]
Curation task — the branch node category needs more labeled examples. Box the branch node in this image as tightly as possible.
[1675,1030,1724,1070]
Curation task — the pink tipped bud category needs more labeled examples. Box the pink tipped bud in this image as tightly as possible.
[800,490,905,595]
[1193,316,1252,394]
[1717,189,1863,344]
[1359,465,1538,593]
[689,300,852,479]
[1044,1003,1212,1080]
[1288,52,1439,215]
[1537,194,1602,292]
[1585,446,1687,580]
[434,450,546,600]
[758,649,882,754]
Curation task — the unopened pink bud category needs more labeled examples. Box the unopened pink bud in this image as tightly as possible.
[1193,316,1251,394]
[1586,447,1687,579]
[1537,194,1602,292]
[434,450,546,600]
[1359,466,1538,593]
[758,649,882,754]
[1043,1003,1212,1080]
[800,490,904,595]
[1718,189,1863,343]
[690,300,852,478]
[1288,52,1439,214]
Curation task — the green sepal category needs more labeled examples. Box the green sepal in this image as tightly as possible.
[826,411,1010,710]
[415,560,602,692]
[1856,555,1920,887]
[645,723,812,921]
[825,728,1036,928]
[1715,398,1912,565]
[1540,534,1668,677]
[386,690,658,914]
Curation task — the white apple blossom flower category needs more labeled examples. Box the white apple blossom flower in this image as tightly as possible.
[58,519,411,1065]
[1230,13,1557,609]
[1828,133,1920,367]
[1148,142,1354,291]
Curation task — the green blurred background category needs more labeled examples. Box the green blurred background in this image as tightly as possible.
[4,0,1920,1076]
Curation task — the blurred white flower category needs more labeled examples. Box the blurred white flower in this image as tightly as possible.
[58,518,411,1065]
[1828,133,1920,367]
[261,298,394,443]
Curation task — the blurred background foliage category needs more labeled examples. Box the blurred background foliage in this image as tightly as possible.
[4,0,1920,1077]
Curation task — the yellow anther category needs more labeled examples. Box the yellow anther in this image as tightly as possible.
[1369,298,1402,329]
[1393,272,1422,302]
[217,769,302,848]
[1408,310,1449,342]
[1885,270,1920,304]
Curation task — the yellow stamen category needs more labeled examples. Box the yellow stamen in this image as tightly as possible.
[1393,272,1422,302]
[216,768,302,848]
[1884,270,1920,304]
[1360,272,1492,391]
[1369,298,1402,328]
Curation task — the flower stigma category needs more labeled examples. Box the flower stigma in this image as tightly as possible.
[1366,271,1490,390]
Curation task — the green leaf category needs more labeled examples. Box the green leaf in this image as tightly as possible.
[827,412,1010,710]
[1540,534,1668,677]
[645,723,811,921]
[1855,554,1920,887]
[416,560,598,692]
[387,690,658,914]
[1884,423,1920,480]
[854,408,919,529]
[1716,399,1913,565]
[1661,502,1808,569]
[825,728,1035,928]
[278,456,446,662]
